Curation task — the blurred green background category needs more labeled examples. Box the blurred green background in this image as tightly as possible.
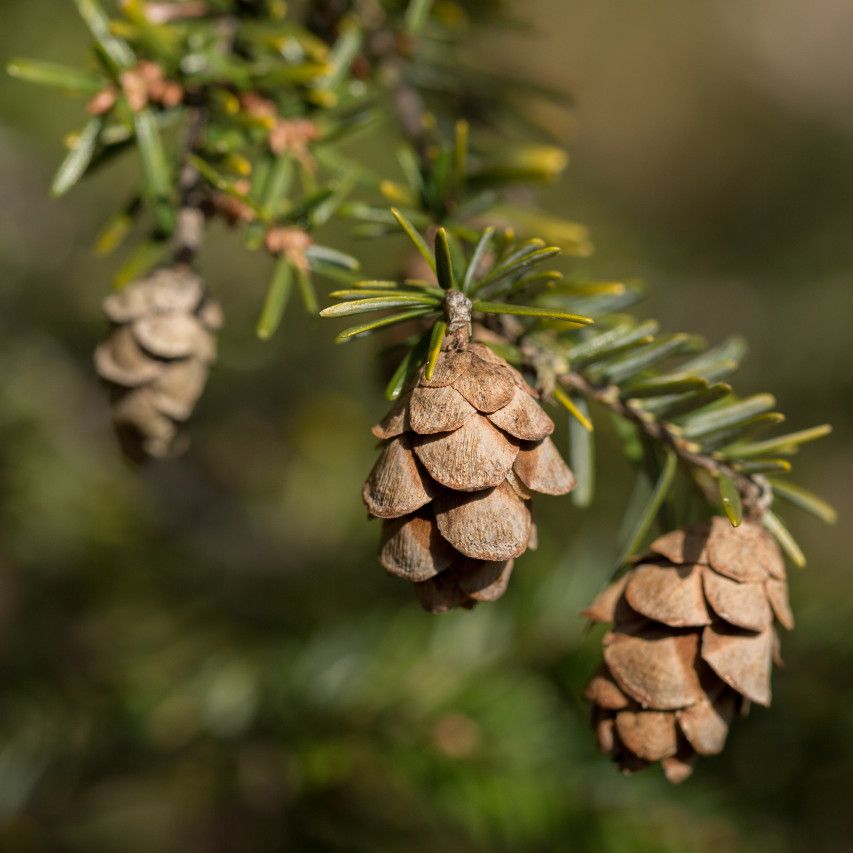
[1,1,852,850]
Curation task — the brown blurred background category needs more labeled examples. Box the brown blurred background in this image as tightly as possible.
[0,1,851,850]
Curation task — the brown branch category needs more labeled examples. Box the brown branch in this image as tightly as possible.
[389,59,432,158]
[485,313,770,517]
[172,17,236,265]
[172,105,206,265]
[558,370,770,519]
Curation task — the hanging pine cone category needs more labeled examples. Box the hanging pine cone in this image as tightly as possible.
[583,516,793,783]
[365,342,575,612]
[94,265,222,461]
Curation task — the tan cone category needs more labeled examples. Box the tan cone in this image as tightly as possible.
[365,343,574,612]
[582,517,793,782]
[94,265,222,460]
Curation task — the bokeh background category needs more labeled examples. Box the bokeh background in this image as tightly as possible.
[1,1,852,850]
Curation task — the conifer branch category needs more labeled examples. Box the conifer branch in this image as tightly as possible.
[557,370,769,518]
[7,0,835,786]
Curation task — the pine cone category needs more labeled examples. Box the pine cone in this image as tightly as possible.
[365,343,575,612]
[94,265,222,461]
[583,517,793,783]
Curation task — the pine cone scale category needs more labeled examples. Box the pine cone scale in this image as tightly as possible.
[700,623,774,706]
[379,512,455,581]
[419,351,472,387]
[413,417,519,491]
[149,360,208,421]
[102,272,203,321]
[458,558,514,601]
[661,753,696,784]
[582,574,629,623]
[705,518,781,582]
[584,664,630,710]
[487,386,555,440]
[513,439,575,495]
[603,629,706,710]
[702,569,772,631]
[624,563,712,628]
[648,525,710,564]
[676,692,735,756]
[132,313,210,360]
[434,481,531,562]
[94,327,166,386]
[451,358,516,412]
[362,435,436,518]
[615,710,679,762]
[408,384,476,434]
[371,393,410,439]
[765,578,795,629]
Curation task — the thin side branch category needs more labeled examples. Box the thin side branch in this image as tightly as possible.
[172,105,206,264]
[558,370,770,518]
[172,16,236,265]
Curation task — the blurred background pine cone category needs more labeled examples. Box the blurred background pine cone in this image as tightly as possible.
[365,342,574,612]
[94,265,222,461]
[583,517,794,782]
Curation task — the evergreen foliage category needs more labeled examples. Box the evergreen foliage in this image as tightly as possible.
[6,0,834,811]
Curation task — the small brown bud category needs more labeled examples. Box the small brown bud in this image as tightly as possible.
[120,68,149,112]
[153,80,184,108]
[268,119,318,168]
[239,91,278,120]
[87,86,119,116]
[119,61,182,111]
[264,227,312,270]
[213,180,254,226]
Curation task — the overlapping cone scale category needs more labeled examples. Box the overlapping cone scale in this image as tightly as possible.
[366,344,574,611]
[583,518,793,782]
[94,266,222,461]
